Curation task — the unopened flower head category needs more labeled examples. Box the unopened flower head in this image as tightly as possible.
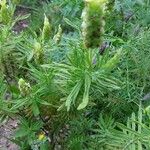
[81,0,108,48]
[42,14,51,42]
[18,78,31,96]
[33,41,44,64]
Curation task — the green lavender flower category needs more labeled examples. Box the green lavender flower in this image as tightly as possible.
[81,0,107,48]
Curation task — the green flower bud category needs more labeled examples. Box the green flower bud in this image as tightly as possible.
[53,25,63,44]
[0,0,11,24]
[42,14,51,42]
[33,41,44,64]
[81,0,107,48]
[18,78,31,96]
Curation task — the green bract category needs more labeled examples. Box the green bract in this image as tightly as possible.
[42,15,51,42]
[53,25,63,44]
[33,41,44,64]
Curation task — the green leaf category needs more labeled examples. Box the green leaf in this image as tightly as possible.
[77,74,91,110]
[27,51,34,62]
[15,127,29,138]
[31,121,43,131]
[102,48,122,71]
[65,80,83,111]
[31,102,40,116]
[9,85,20,94]
[63,17,80,31]
[10,98,29,110]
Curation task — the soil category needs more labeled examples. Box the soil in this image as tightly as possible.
[0,119,18,150]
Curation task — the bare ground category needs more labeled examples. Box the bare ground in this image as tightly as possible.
[0,119,18,150]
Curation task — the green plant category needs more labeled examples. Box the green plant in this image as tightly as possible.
[0,76,14,121]
[65,115,93,150]
[43,44,122,111]
[1,0,150,149]
[91,104,150,150]
[13,118,50,150]
[0,0,29,79]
